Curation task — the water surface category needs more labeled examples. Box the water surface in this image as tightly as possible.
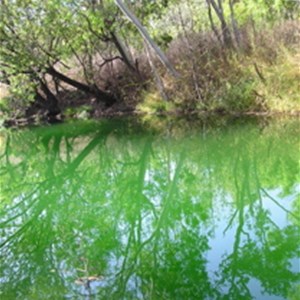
[0,117,299,299]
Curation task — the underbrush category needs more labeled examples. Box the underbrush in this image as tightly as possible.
[1,21,299,124]
[137,21,300,114]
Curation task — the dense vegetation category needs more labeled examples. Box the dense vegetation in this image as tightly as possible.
[0,0,299,124]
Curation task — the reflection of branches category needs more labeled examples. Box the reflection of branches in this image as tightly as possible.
[252,154,279,247]
[0,201,43,248]
[0,182,41,213]
[219,142,299,299]
[139,149,185,246]
[116,149,186,292]
[220,147,253,298]
[229,167,251,298]
[136,138,156,216]
[223,145,241,235]
[0,128,111,249]
[223,209,238,234]
[1,120,299,299]
[66,134,105,173]
[116,138,154,293]
[261,188,300,221]
[0,133,9,161]
[0,187,39,228]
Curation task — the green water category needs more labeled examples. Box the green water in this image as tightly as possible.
[0,118,299,300]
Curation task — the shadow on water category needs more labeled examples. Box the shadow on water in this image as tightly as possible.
[0,117,299,299]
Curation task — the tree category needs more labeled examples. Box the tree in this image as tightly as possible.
[0,0,123,116]
[115,0,179,77]
[206,0,233,48]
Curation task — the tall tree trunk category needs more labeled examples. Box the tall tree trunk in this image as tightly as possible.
[207,0,233,48]
[110,31,136,73]
[110,31,144,82]
[206,0,223,46]
[229,0,241,48]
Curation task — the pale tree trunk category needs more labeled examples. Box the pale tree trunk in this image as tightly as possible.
[115,0,179,77]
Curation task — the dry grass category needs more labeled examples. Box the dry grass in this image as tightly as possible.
[136,20,300,114]
[0,84,9,100]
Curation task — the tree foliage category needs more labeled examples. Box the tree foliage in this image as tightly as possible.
[0,0,298,118]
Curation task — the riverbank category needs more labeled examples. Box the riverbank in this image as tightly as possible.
[2,107,299,129]
[138,21,300,115]
[1,21,299,128]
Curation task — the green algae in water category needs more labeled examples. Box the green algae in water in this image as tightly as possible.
[0,118,299,299]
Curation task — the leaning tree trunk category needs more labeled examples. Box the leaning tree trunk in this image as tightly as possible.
[115,0,179,77]
[46,66,116,107]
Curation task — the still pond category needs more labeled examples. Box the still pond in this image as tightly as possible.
[0,117,299,299]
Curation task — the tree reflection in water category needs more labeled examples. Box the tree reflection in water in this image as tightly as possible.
[0,118,299,299]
